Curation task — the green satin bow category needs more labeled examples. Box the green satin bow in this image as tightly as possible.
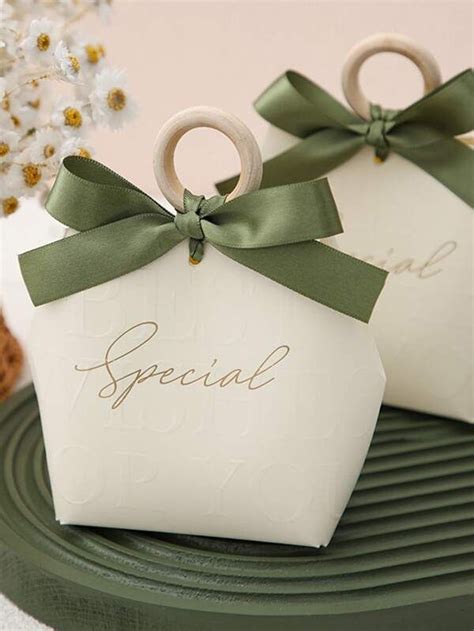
[19,156,387,323]
[217,69,474,206]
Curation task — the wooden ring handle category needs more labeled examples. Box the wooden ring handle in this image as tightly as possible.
[153,106,263,211]
[341,33,442,120]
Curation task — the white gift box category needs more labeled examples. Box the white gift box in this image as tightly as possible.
[24,106,386,548]
[263,130,472,423]
[261,36,473,424]
[28,241,385,547]
[0,198,64,390]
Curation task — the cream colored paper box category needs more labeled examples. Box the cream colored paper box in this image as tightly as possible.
[262,35,473,423]
[26,108,386,548]
[29,242,385,547]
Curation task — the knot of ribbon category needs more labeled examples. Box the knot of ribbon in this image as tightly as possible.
[363,104,397,161]
[217,69,473,207]
[174,203,204,241]
[174,192,207,263]
[19,156,387,323]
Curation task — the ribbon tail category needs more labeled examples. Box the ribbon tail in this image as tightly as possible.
[215,241,387,323]
[395,137,474,207]
[19,218,183,306]
[216,129,362,194]
[255,70,361,137]
[46,156,171,231]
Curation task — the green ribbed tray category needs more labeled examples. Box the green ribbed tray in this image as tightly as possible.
[0,385,473,631]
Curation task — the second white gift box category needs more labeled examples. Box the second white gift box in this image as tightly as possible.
[21,107,386,548]
[224,34,473,423]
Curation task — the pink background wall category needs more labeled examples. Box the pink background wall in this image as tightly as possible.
[83,1,473,198]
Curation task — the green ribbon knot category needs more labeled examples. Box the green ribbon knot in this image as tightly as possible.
[19,156,388,323]
[174,192,207,263]
[362,104,397,161]
[217,69,473,206]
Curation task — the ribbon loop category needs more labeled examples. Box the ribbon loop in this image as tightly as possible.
[19,156,388,323]
[217,68,474,206]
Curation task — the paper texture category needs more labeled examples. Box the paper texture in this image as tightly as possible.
[29,242,385,547]
[263,126,473,423]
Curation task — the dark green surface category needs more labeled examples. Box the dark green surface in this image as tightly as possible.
[1,385,473,630]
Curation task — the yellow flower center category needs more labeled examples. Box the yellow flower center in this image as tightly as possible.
[78,148,91,159]
[11,115,20,127]
[22,163,42,187]
[1,97,9,112]
[0,142,10,157]
[69,55,81,73]
[43,144,56,158]
[107,88,126,111]
[36,33,50,52]
[63,107,82,127]
[28,99,41,109]
[85,44,105,64]
[2,196,19,216]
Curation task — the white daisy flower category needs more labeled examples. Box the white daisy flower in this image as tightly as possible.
[90,68,137,130]
[8,101,37,134]
[0,164,25,215]
[71,42,106,80]
[51,98,90,135]
[84,42,106,66]
[59,136,94,160]
[8,71,45,111]
[0,194,20,215]
[53,41,81,82]
[22,84,43,111]
[69,33,106,78]
[22,18,59,65]
[29,128,64,164]
[0,129,20,162]
[9,155,51,197]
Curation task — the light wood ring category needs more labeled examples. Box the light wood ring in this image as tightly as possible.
[342,33,442,120]
[153,106,263,211]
